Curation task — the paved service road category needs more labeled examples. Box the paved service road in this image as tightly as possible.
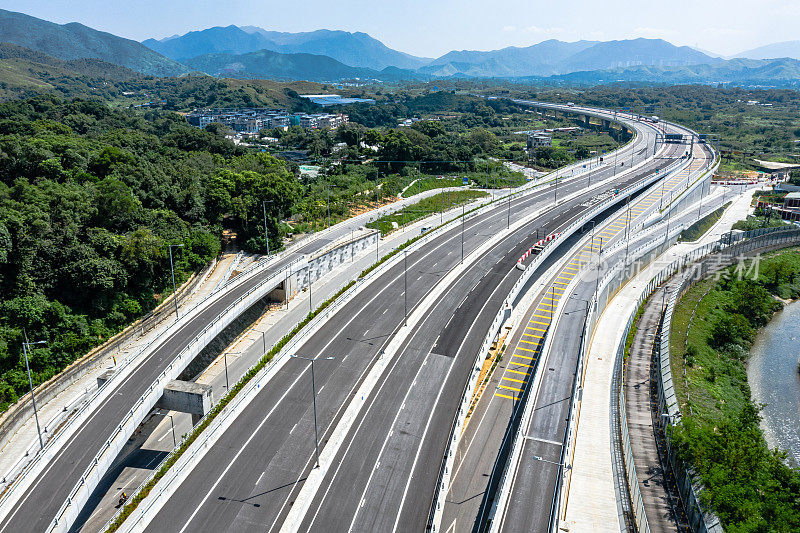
[494,144,713,533]
[140,114,677,533]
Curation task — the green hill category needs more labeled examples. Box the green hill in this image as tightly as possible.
[0,8,186,76]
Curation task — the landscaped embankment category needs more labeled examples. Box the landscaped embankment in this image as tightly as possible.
[669,249,800,530]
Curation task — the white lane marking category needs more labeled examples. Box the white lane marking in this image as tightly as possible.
[176,367,311,533]
[391,264,519,533]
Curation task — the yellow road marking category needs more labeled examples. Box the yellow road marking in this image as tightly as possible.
[495,393,519,400]
[514,354,534,360]
[499,385,524,393]
[502,377,526,384]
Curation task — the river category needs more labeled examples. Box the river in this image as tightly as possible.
[748,300,800,466]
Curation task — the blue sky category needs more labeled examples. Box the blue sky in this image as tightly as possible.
[1,0,797,58]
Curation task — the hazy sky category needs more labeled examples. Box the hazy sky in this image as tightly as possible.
[2,0,798,58]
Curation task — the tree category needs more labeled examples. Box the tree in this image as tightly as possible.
[709,312,753,348]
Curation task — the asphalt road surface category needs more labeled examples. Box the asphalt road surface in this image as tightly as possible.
[494,145,713,533]
[139,118,678,533]
[0,218,392,533]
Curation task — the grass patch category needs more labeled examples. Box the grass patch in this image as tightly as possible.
[366,190,488,236]
[731,214,791,231]
[678,202,731,243]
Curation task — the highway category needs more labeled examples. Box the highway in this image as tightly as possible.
[490,144,713,533]
[135,114,679,532]
[0,218,389,533]
[439,145,708,532]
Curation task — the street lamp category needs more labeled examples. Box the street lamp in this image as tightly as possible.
[21,336,46,450]
[403,249,408,326]
[262,200,274,257]
[528,453,571,469]
[461,204,465,264]
[168,244,184,320]
[290,355,335,467]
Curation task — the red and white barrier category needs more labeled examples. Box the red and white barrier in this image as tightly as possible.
[516,232,562,267]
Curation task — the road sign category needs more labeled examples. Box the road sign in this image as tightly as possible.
[462,176,468,186]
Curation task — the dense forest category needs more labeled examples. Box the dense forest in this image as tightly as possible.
[0,93,543,411]
[0,96,302,411]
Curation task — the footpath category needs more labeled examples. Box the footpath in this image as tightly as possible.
[561,186,756,531]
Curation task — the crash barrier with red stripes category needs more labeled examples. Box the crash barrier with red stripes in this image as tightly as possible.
[516,232,561,266]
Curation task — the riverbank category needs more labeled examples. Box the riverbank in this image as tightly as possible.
[669,248,800,530]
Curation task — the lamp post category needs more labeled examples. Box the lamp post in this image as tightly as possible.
[290,355,335,467]
[507,191,511,229]
[160,411,177,448]
[22,336,46,450]
[593,236,603,307]
[262,200,274,257]
[404,249,408,326]
[169,244,184,320]
[461,205,465,264]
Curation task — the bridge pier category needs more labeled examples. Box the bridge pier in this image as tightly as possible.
[156,380,213,425]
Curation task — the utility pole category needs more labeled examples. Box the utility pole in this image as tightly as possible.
[22,333,45,450]
[169,244,184,320]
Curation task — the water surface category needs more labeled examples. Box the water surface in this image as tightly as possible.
[748,300,800,466]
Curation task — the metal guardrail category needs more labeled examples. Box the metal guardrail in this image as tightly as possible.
[106,126,645,533]
[45,255,307,531]
[607,226,800,533]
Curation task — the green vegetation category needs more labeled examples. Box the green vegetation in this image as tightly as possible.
[732,214,790,231]
[106,185,490,531]
[403,176,463,195]
[366,190,487,236]
[678,203,730,242]
[0,96,301,412]
[0,92,539,413]
[669,250,800,529]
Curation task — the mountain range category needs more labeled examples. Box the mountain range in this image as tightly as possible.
[0,8,185,76]
[143,25,428,70]
[1,8,800,86]
[735,41,800,61]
